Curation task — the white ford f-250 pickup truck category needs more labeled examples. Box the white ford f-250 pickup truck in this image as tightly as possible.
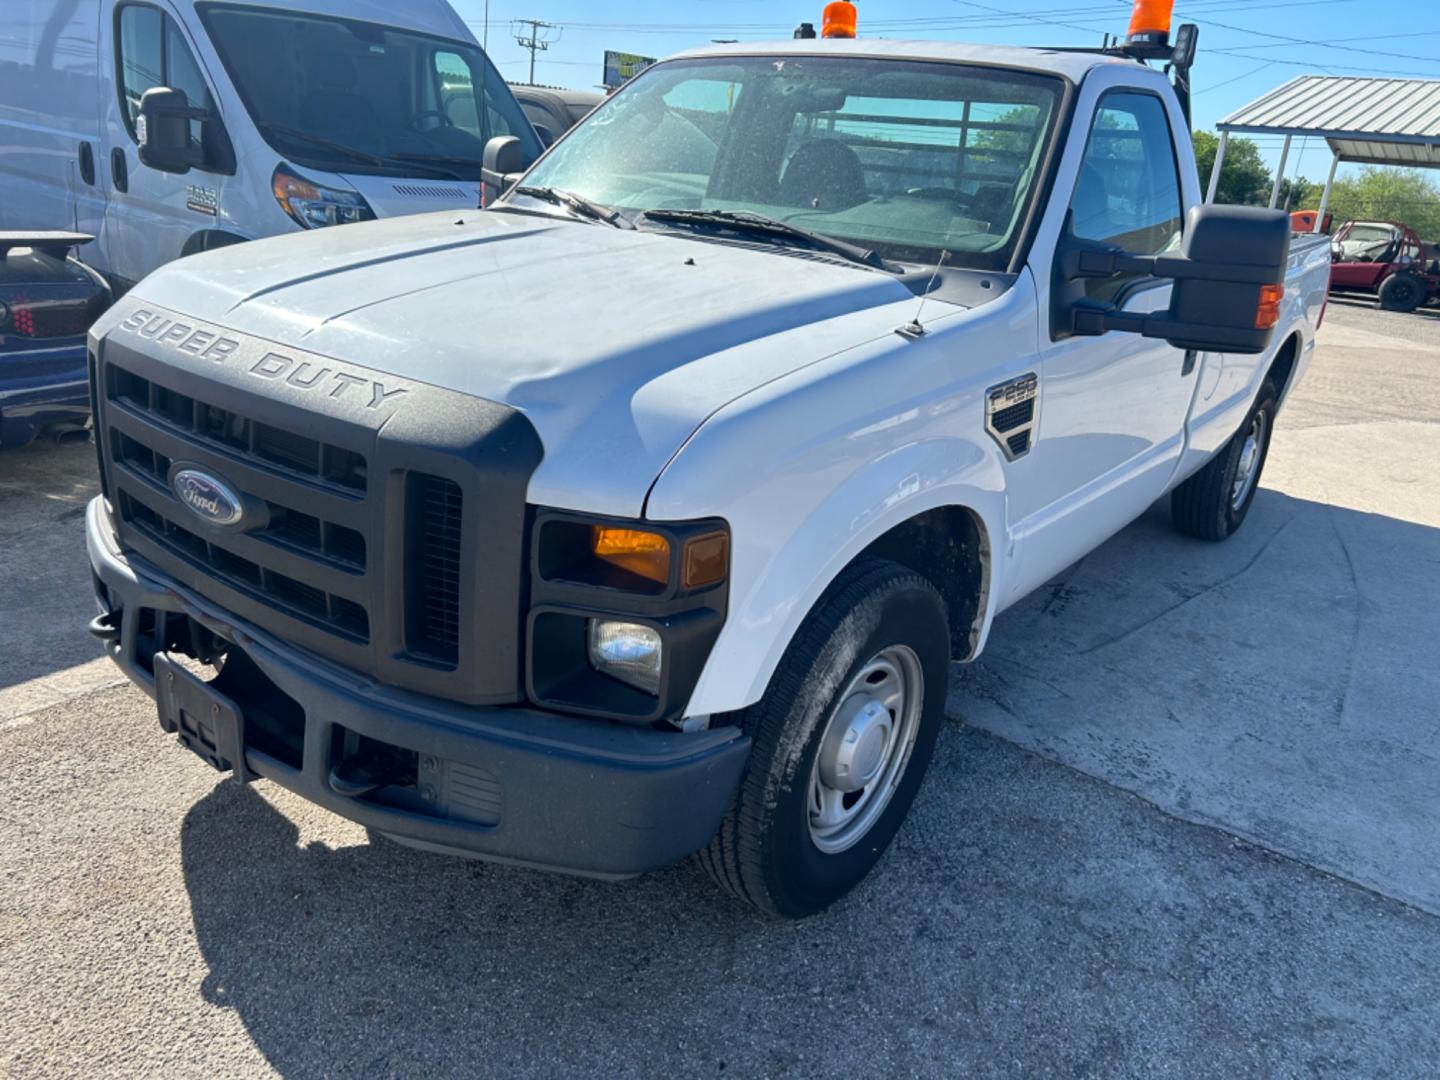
[84,27,1331,917]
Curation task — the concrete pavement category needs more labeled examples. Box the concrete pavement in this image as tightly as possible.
[2,300,1437,1077]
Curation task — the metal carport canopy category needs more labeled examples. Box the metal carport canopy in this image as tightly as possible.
[1207,75,1440,230]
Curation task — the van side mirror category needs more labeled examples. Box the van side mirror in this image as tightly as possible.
[136,87,206,174]
[1058,205,1291,355]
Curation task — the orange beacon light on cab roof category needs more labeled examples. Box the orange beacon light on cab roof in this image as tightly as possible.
[1126,0,1174,46]
[822,1,858,38]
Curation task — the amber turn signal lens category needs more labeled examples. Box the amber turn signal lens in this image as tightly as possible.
[822,1,858,38]
[1126,0,1173,41]
[682,532,730,590]
[1255,283,1284,330]
[591,527,671,585]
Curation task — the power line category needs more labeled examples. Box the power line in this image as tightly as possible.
[512,18,561,84]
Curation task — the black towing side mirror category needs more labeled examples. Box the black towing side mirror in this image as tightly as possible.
[481,135,527,198]
[136,87,209,174]
[1057,204,1291,355]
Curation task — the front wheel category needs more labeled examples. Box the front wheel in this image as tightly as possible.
[1171,381,1277,542]
[698,560,950,918]
[1378,272,1425,313]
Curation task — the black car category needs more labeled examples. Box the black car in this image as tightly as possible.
[509,85,605,145]
[0,233,110,450]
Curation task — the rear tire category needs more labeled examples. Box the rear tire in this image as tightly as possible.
[1171,380,1277,542]
[1378,272,1424,313]
[698,560,950,919]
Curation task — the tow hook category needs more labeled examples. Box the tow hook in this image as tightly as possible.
[329,750,417,798]
[88,611,121,643]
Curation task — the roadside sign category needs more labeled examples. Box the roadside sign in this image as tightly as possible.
[603,50,656,89]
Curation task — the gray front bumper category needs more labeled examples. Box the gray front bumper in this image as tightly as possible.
[86,497,750,879]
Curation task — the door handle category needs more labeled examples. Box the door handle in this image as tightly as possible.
[78,141,95,186]
[110,147,128,193]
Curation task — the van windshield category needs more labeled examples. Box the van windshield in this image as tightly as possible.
[199,5,540,180]
[514,56,1063,270]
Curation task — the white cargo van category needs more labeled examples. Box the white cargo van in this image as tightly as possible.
[0,0,542,292]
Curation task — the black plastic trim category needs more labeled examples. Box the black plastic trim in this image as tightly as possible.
[94,299,544,705]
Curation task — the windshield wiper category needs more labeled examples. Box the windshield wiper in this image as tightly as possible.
[255,122,387,169]
[512,186,633,229]
[642,208,891,271]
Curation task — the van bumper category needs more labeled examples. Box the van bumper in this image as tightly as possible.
[86,498,749,879]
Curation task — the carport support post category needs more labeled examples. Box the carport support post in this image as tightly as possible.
[1314,150,1341,233]
[1268,135,1292,209]
[1206,130,1229,203]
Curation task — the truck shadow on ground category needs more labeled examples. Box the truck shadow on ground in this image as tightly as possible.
[179,730,1440,1079]
[176,491,1440,1078]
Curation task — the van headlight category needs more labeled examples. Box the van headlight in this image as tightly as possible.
[271,164,375,229]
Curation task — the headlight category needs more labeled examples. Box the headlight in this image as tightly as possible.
[588,620,663,696]
[271,164,375,229]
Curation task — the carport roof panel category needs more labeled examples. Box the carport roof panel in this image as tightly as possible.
[1218,76,1440,164]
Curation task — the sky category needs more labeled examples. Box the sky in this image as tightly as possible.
[450,0,1437,183]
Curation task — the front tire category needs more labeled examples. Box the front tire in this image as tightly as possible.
[698,560,950,918]
[1378,272,1424,313]
[1171,380,1277,542]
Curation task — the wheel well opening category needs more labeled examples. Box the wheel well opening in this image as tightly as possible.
[855,506,987,660]
[1267,333,1301,405]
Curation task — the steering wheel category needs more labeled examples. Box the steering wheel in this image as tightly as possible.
[410,109,455,132]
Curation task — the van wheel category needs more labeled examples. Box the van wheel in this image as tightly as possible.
[1378,272,1424,313]
[1172,380,1277,542]
[698,560,949,918]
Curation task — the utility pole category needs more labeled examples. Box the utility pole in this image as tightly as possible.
[512,19,559,85]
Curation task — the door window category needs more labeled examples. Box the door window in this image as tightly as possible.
[116,4,214,140]
[1068,92,1183,301]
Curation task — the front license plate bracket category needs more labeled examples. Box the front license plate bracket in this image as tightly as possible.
[154,653,256,783]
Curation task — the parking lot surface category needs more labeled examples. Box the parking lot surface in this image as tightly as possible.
[3,301,1438,1077]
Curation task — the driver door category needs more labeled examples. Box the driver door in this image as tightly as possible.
[1009,91,1199,599]
[100,2,223,290]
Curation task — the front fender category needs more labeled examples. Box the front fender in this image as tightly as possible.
[645,297,1032,717]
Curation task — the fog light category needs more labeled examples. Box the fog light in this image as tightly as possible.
[588,620,663,696]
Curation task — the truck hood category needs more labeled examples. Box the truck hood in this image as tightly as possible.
[127,208,929,516]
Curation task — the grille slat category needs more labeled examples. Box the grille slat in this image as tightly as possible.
[111,427,366,573]
[108,366,367,493]
[405,474,464,667]
[120,493,371,644]
[107,361,373,647]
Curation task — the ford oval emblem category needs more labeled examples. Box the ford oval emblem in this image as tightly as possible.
[171,468,245,528]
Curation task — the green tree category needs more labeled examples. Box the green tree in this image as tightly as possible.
[1326,167,1440,242]
[1191,131,1271,206]
[1278,176,1316,211]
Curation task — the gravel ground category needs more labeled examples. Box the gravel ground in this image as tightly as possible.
[2,302,1438,1078]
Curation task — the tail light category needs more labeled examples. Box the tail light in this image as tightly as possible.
[0,288,108,340]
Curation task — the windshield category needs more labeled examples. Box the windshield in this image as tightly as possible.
[515,56,1063,269]
[199,4,541,179]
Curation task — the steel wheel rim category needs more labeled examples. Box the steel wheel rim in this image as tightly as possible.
[807,644,924,855]
[1230,411,1267,511]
